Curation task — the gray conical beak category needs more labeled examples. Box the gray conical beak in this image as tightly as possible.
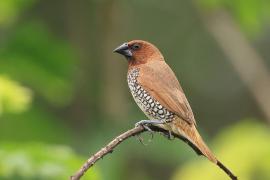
[113,43,132,58]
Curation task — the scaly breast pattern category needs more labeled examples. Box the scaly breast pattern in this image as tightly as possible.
[127,68,174,120]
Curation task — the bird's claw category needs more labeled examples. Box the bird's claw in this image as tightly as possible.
[135,119,170,134]
[135,120,157,145]
[135,119,165,127]
[135,119,173,144]
[135,120,153,132]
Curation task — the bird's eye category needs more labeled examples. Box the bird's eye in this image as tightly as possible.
[132,43,141,50]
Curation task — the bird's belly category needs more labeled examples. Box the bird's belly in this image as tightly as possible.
[127,68,174,121]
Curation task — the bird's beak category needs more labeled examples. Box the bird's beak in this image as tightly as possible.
[113,43,132,58]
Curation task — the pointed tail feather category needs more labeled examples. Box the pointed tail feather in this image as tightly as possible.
[170,119,217,163]
[169,119,237,179]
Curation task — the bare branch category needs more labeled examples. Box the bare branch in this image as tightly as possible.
[70,126,145,180]
[70,125,237,180]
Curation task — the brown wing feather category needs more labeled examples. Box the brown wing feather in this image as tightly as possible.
[137,60,196,125]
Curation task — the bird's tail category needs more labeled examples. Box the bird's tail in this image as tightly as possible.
[167,118,237,179]
[170,119,217,163]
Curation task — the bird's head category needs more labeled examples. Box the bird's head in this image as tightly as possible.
[113,40,164,66]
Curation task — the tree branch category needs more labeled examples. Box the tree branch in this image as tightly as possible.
[70,125,237,180]
[70,126,145,180]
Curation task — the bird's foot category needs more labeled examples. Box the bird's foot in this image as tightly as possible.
[135,119,164,144]
[135,119,173,144]
[135,119,165,131]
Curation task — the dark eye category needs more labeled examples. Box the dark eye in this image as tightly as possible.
[132,43,141,50]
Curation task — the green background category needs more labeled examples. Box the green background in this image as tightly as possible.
[1,0,270,179]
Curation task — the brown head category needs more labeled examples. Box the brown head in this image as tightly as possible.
[113,40,164,66]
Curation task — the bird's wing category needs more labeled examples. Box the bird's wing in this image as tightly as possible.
[137,60,196,125]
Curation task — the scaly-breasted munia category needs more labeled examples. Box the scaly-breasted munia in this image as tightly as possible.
[113,40,236,179]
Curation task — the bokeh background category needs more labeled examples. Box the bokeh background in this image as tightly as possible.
[1,0,270,179]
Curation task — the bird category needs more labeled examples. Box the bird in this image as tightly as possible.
[113,40,237,180]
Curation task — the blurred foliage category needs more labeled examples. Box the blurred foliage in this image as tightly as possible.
[0,22,75,106]
[0,75,32,116]
[0,142,101,180]
[0,0,36,26]
[173,120,270,180]
[200,0,270,35]
[0,107,72,143]
[0,0,270,179]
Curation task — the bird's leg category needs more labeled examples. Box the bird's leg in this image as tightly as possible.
[135,119,174,143]
[135,119,173,130]
[135,119,164,143]
[161,130,174,140]
[160,130,175,140]
[135,119,165,130]
[136,119,174,140]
